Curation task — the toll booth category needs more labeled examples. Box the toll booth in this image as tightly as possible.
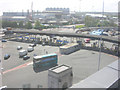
[48,64,73,88]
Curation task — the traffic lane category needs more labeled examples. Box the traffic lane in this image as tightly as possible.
[2,65,48,88]
[2,41,59,71]
[59,49,117,84]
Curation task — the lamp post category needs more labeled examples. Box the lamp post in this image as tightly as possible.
[98,0,104,71]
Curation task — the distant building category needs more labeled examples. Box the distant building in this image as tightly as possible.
[3,12,28,16]
[85,14,107,19]
[46,8,70,15]
[2,12,29,22]
[2,16,27,22]
[2,8,70,24]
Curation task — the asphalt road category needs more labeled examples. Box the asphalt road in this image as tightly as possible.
[1,41,117,88]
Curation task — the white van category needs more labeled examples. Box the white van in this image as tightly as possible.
[19,50,27,57]
[27,47,34,52]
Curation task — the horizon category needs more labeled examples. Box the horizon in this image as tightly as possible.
[0,0,119,16]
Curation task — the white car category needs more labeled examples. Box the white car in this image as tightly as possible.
[17,46,22,50]
[27,47,34,52]
[29,44,36,47]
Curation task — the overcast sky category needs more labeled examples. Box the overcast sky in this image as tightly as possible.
[0,0,119,15]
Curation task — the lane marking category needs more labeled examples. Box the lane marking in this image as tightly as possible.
[3,61,32,74]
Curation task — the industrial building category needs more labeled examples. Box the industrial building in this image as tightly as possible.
[2,7,70,24]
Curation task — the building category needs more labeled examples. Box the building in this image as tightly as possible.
[85,14,107,19]
[48,64,73,88]
[2,12,29,22]
[45,8,70,15]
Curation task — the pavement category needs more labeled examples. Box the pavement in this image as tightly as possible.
[1,41,118,88]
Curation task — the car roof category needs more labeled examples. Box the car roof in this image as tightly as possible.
[5,54,10,56]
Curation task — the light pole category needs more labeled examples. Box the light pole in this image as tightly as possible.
[79,0,82,12]
[98,0,104,71]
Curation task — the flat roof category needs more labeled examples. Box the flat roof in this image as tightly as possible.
[60,43,78,49]
[52,65,69,73]
[34,53,57,59]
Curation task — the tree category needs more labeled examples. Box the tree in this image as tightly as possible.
[97,20,117,27]
[25,21,32,29]
[84,16,99,27]
[19,21,24,28]
[34,20,41,29]
[2,21,18,28]
[11,21,18,28]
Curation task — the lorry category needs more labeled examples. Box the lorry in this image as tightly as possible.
[19,50,27,57]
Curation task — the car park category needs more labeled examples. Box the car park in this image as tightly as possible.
[23,55,30,60]
[17,46,22,50]
[4,54,10,60]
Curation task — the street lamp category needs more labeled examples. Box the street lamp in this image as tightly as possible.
[98,0,104,71]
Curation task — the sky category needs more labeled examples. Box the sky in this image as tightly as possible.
[0,0,119,15]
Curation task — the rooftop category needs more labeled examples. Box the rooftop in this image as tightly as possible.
[60,43,78,49]
[50,64,71,74]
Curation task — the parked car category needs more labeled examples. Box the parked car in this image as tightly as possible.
[29,44,36,47]
[84,38,90,43]
[42,42,45,46]
[1,39,7,42]
[4,54,10,60]
[17,46,22,50]
[27,47,34,52]
[23,55,30,60]
[19,50,27,57]
[33,54,37,56]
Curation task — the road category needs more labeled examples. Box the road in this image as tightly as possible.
[1,41,117,88]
